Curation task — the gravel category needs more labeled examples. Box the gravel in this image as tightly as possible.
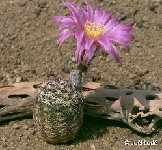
[0,0,162,150]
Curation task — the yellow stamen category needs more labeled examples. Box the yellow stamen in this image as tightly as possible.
[84,21,105,39]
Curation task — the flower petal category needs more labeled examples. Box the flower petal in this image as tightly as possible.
[85,38,94,51]
[104,18,119,32]
[76,5,88,23]
[100,11,111,25]
[98,38,120,63]
[75,31,85,62]
[86,2,93,21]
[106,24,134,52]
[51,16,66,22]
[63,2,82,26]
[118,24,133,32]
[58,21,76,30]
[51,16,73,23]
[58,30,74,46]
[94,7,101,25]
[83,45,96,65]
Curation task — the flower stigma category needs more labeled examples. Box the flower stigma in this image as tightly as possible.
[85,21,105,39]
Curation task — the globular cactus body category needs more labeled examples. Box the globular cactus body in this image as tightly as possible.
[34,76,83,144]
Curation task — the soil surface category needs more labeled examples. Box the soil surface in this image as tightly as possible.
[0,0,162,150]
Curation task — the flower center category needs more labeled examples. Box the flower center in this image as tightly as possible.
[85,21,105,39]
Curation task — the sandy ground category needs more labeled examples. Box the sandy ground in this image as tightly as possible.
[0,0,162,149]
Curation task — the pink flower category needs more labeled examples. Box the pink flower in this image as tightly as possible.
[52,0,134,65]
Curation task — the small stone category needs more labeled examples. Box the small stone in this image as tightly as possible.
[46,72,56,79]
[2,143,8,149]
[142,69,150,75]
[10,34,17,40]
[19,0,27,7]
[10,12,16,20]
[136,42,142,48]
[133,79,141,85]
[2,137,7,142]
[15,59,21,65]
[158,23,162,29]
[90,144,96,150]
[37,0,47,8]
[22,142,28,147]
[99,56,103,60]
[16,76,22,83]
[149,3,158,12]
[21,76,28,82]
[151,54,155,58]
[34,8,42,16]
[119,14,127,21]
[0,75,3,80]
[0,35,3,42]
[29,129,36,135]
[30,69,36,74]
[129,73,136,79]
[92,67,96,72]
[149,43,154,48]
[13,123,20,129]
[136,20,144,28]
[5,73,10,78]
[72,57,75,62]
[159,45,162,49]
[23,125,29,130]
[92,74,101,82]
[7,78,15,85]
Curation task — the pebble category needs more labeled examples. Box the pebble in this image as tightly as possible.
[0,75,3,80]
[136,20,144,28]
[36,0,47,8]
[92,74,101,82]
[19,0,27,7]
[21,76,28,82]
[16,76,22,83]
[34,8,42,16]
[10,34,17,40]
[135,42,142,48]
[46,72,56,79]
[71,57,75,62]
[29,129,36,135]
[7,78,15,85]
[62,67,72,74]
[151,54,155,59]
[119,14,127,21]
[2,137,7,142]
[31,69,37,74]
[141,69,150,75]
[159,45,162,49]
[90,144,96,150]
[15,59,21,65]
[2,143,8,149]
[158,23,162,29]
[23,125,29,130]
[128,73,136,79]
[13,123,21,129]
[149,3,158,12]
[22,142,29,147]
[92,67,96,72]
[0,35,3,42]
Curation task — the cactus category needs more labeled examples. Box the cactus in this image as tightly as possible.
[34,71,83,144]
